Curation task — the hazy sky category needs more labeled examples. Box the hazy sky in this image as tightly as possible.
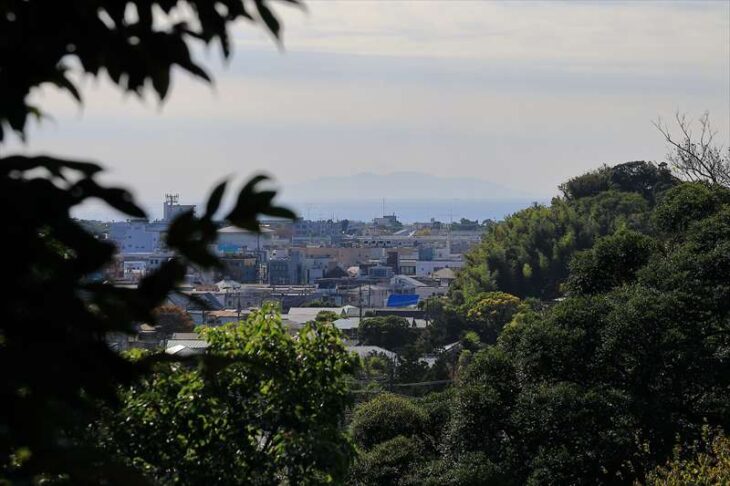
[5,0,730,215]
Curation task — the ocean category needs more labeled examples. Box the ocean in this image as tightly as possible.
[75,197,551,223]
[282,198,551,223]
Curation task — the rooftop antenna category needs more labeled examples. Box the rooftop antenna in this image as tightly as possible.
[382,198,385,218]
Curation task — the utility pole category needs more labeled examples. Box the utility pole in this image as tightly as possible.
[236,290,241,322]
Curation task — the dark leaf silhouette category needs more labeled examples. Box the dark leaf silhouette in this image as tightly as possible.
[205,179,228,218]
[0,1,300,482]
[0,0,299,141]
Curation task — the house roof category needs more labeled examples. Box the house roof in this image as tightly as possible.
[165,344,204,357]
[167,292,223,311]
[346,345,398,360]
[341,305,360,317]
[442,341,462,353]
[392,275,428,287]
[285,307,347,324]
[432,267,457,279]
[218,225,273,234]
[386,294,420,308]
[333,317,360,330]
[170,332,199,340]
[216,279,241,289]
[166,339,208,349]
[208,309,246,318]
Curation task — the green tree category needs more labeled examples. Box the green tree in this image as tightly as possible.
[559,161,675,202]
[349,436,425,486]
[99,306,354,485]
[315,310,341,322]
[642,428,730,486]
[454,161,673,301]
[464,291,521,342]
[566,229,657,295]
[436,180,730,484]
[348,392,457,485]
[359,352,395,382]
[559,164,611,200]
[351,393,426,451]
[358,316,417,351]
[652,181,730,234]
[421,296,468,345]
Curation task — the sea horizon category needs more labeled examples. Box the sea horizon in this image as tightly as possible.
[73,197,552,224]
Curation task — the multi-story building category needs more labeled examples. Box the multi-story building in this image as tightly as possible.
[108,219,165,254]
[268,259,293,285]
[290,218,345,245]
[109,195,196,254]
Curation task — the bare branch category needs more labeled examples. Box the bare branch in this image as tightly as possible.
[654,112,730,186]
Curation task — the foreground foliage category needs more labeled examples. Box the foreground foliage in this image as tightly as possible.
[99,307,355,485]
[0,1,299,482]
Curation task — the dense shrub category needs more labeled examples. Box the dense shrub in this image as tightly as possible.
[350,393,426,450]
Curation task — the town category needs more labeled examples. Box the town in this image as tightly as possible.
[95,194,488,356]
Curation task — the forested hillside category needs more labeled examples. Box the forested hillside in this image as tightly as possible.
[452,161,677,301]
[349,163,730,485]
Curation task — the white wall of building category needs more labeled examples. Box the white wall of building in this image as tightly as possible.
[399,259,465,277]
[109,221,165,254]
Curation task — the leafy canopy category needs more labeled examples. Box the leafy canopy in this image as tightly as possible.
[453,161,675,300]
[358,316,417,352]
[99,306,355,485]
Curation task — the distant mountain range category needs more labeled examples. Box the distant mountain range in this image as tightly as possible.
[280,171,534,202]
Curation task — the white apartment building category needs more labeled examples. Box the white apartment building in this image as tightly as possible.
[109,220,166,254]
[398,257,464,277]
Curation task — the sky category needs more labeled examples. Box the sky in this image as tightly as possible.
[5,0,730,218]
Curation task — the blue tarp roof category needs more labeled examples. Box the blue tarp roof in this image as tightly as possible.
[386,294,419,308]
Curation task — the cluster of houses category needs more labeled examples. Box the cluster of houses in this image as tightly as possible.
[110,301,458,371]
[101,195,482,364]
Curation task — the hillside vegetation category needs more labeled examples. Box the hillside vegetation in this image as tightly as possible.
[350,162,730,485]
